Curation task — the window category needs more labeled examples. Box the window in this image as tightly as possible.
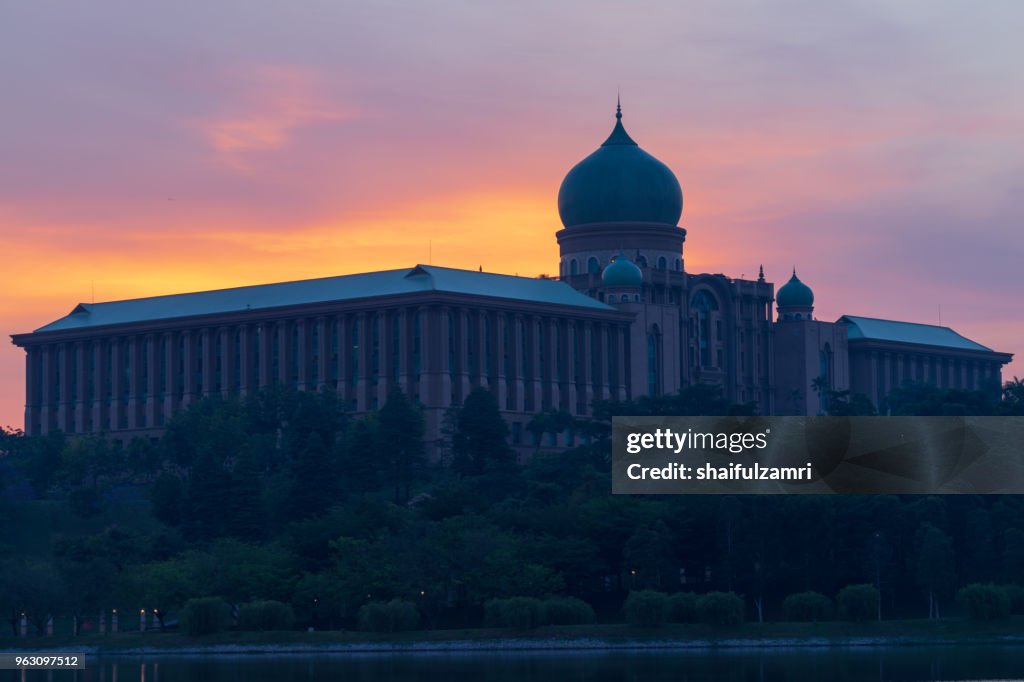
[657,256,667,270]
[691,290,719,368]
[637,255,648,268]
[570,259,578,275]
[675,258,681,271]
[587,256,600,273]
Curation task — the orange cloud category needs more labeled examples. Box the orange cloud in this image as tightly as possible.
[190,65,355,169]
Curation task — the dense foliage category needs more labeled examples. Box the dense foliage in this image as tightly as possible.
[1,379,1023,636]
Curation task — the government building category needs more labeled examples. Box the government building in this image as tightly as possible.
[11,104,1014,450]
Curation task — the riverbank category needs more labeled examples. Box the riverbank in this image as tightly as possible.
[3,619,1024,655]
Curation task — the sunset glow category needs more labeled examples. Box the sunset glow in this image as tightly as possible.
[2,1,1022,427]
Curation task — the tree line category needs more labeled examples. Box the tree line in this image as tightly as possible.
[1,378,1023,635]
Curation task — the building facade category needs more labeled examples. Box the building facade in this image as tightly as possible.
[11,105,1014,447]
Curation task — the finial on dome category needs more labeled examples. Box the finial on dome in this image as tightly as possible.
[758,265,765,282]
[616,92,622,120]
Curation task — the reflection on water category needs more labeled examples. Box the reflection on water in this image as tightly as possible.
[5,646,1024,682]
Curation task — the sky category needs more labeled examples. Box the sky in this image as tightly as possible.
[1,0,1022,428]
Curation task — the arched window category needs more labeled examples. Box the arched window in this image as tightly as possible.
[620,294,629,303]
[570,258,578,275]
[637,255,648,268]
[675,258,682,271]
[587,256,600,274]
[657,256,667,270]
[691,290,719,368]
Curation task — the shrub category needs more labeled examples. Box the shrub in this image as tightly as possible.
[623,590,669,627]
[783,591,834,622]
[1001,584,1024,615]
[696,592,745,627]
[238,600,296,631]
[957,584,1011,621]
[357,599,420,633]
[837,584,879,622]
[484,597,545,630]
[542,597,595,625]
[181,597,232,636]
[668,592,699,623]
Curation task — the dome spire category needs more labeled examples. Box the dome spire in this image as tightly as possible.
[602,93,636,147]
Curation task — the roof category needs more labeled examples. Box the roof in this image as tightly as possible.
[32,265,614,334]
[838,315,993,352]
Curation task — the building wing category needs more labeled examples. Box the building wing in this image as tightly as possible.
[32,265,613,334]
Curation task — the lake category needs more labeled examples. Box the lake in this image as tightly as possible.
[6,646,1024,681]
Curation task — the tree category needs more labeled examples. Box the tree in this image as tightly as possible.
[884,382,996,416]
[288,433,337,521]
[226,447,267,541]
[914,523,955,619]
[377,387,425,504]
[450,387,513,476]
[118,559,196,630]
[823,390,877,416]
[1000,377,1024,415]
[340,415,381,495]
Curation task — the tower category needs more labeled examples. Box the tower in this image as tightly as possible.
[555,102,686,282]
[772,269,849,414]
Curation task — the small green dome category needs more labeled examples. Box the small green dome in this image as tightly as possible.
[557,104,683,228]
[777,270,814,308]
[602,253,643,287]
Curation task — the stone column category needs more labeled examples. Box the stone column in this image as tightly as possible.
[39,342,53,432]
[257,322,271,389]
[57,343,72,432]
[377,313,392,406]
[336,315,349,404]
[546,317,560,410]
[455,309,471,400]
[397,309,410,394]
[595,323,610,402]
[529,316,543,412]
[91,342,104,432]
[495,312,508,410]
[317,316,330,390]
[202,329,216,397]
[581,322,594,414]
[561,320,577,413]
[476,311,489,390]
[509,315,524,412]
[238,325,252,396]
[296,319,309,391]
[356,312,370,411]
[181,331,195,407]
[74,342,87,433]
[616,326,628,401]
[110,338,124,430]
[164,332,178,421]
[219,326,233,395]
[276,322,290,386]
[146,335,158,428]
[25,347,40,436]
[126,337,141,430]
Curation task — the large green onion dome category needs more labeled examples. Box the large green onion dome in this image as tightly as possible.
[557,102,683,228]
